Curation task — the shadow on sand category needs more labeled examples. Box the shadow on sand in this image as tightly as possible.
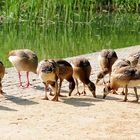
[62,96,104,107]
[5,95,39,106]
[97,94,121,101]
[0,105,17,111]
[34,85,69,93]
[34,85,44,91]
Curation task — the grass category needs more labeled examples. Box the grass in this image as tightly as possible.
[0,0,140,24]
[0,13,140,67]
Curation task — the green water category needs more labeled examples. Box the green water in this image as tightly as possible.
[0,13,140,67]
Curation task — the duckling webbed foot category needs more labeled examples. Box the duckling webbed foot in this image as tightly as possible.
[50,92,66,97]
[25,82,32,88]
[132,99,139,103]
[42,96,49,100]
[18,83,24,88]
[52,95,59,101]
[81,91,86,96]
[59,94,67,97]
[123,98,128,102]
[74,92,81,96]
[112,90,118,94]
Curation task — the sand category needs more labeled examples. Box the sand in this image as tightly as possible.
[0,46,140,140]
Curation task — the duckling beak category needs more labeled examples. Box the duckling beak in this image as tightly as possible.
[87,82,96,98]
[92,91,96,98]
[103,93,107,99]
[96,79,99,84]
[103,87,108,99]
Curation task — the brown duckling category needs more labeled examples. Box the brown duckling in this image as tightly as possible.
[0,61,5,94]
[37,59,75,101]
[96,49,118,84]
[71,58,96,97]
[103,66,140,102]
[8,49,38,87]
[56,60,75,96]
[37,59,59,101]
[128,51,140,68]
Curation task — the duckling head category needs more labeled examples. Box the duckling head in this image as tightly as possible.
[96,72,104,84]
[87,81,96,98]
[103,84,112,99]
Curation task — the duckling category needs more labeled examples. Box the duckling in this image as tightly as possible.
[0,61,5,94]
[56,60,75,96]
[37,59,75,101]
[128,51,140,68]
[37,59,59,101]
[71,58,96,97]
[111,58,131,95]
[103,66,140,102]
[112,58,131,73]
[96,49,118,84]
[8,49,38,87]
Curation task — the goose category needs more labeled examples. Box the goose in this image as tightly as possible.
[71,58,96,97]
[96,49,118,84]
[8,49,38,87]
[0,61,5,94]
[103,65,140,102]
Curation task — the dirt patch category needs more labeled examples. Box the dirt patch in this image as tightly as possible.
[0,46,140,140]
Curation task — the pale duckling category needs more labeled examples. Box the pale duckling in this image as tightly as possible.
[71,58,96,97]
[0,61,5,94]
[96,49,118,84]
[112,58,131,73]
[111,58,131,95]
[103,66,140,102]
[37,59,59,101]
[8,49,38,87]
[56,60,75,96]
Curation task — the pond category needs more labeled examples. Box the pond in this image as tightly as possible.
[0,13,140,67]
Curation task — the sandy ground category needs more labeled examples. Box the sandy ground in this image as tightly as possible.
[1,46,140,140]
